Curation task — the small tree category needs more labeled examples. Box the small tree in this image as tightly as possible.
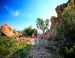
[36,18,49,34]
[23,27,36,37]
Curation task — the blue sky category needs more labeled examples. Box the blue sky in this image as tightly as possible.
[0,0,68,31]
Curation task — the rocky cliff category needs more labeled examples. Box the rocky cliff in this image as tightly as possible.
[44,1,68,40]
[1,23,19,37]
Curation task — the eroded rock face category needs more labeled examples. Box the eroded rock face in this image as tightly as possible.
[55,5,64,16]
[44,4,66,40]
[44,16,57,40]
[1,23,18,37]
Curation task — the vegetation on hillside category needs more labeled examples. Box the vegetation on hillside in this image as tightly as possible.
[0,0,75,58]
[0,29,30,58]
[55,0,75,58]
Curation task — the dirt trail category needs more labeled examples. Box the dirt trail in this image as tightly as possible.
[19,37,55,58]
[29,45,54,58]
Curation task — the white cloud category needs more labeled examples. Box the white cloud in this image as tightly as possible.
[13,10,20,16]
[4,6,20,17]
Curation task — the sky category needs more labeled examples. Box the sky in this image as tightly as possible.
[0,0,68,31]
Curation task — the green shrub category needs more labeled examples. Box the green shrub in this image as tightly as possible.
[54,0,75,57]
[0,36,17,58]
[23,27,36,37]
[9,45,31,58]
[0,35,31,58]
[0,28,2,36]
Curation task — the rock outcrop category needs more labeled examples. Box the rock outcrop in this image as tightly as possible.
[1,23,19,37]
[44,3,67,40]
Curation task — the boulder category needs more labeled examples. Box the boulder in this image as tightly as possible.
[1,23,19,37]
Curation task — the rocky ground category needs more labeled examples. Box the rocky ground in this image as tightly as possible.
[28,42,56,58]
[15,37,57,58]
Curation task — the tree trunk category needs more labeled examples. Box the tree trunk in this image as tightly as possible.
[43,30,45,34]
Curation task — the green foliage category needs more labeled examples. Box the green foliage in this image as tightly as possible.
[36,18,49,34]
[0,27,31,58]
[55,24,63,35]
[54,0,75,57]
[9,45,31,58]
[64,47,73,54]
[0,34,30,58]
[0,36,17,58]
[0,28,2,36]
[62,6,75,40]
[23,27,36,37]
[60,46,75,58]
[56,0,75,41]
[0,36,31,58]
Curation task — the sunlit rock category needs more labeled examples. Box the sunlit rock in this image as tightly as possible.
[1,23,18,37]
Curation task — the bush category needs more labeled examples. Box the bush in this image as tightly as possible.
[0,36,17,58]
[23,27,36,37]
[9,45,31,58]
[0,36,31,58]
[0,28,2,36]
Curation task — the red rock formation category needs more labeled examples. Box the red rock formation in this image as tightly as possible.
[55,5,64,16]
[1,23,18,37]
[44,4,66,40]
